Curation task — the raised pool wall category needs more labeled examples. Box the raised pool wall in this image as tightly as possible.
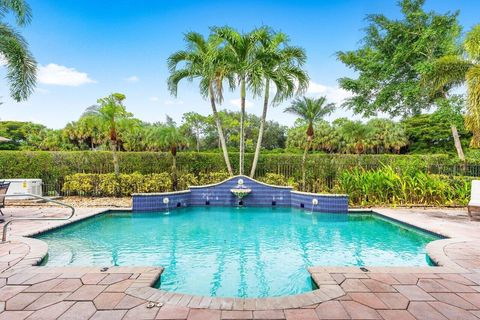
[132,175,348,213]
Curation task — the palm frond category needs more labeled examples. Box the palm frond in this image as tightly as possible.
[0,23,36,101]
[0,0,32,26]
[465,24,480,62]
[422,55,472,96]
[167,68,194,96]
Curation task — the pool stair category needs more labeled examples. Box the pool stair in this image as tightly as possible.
[132,175,348,213]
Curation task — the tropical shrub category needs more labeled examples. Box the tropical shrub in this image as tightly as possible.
[197,171,231,185]
[258,173,298,189]
[177,173,198,190]
[334,166,472,206]
[62,173,97,196]
[63,172,172,196]
[140,173,172,193]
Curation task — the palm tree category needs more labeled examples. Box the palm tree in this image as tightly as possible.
[0,0,36,102]
[84,93,132,175]
[423,24,480,148]
[284,97,335,190]
[213,26,264,175]
[249,28,309,177]
[168,32,234,175]
[159,126,188,190]
[340,121,372,154]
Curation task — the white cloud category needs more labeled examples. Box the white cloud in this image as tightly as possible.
[306,80,351,105]
[125,75,140,83]
[149,96,159,102]
[38,63,96,86]
[230,99,254,108]
[163,99,184,105]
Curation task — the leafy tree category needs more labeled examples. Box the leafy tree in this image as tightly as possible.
[121,123,149,152]
[64,114,105,150]
[284,96,334,189]
[337,0,461,117]
[180,112,207,152]
[147,125,188,190]
[366,119,408,154]
[29,129,76,151]
[0,120,45,149]
[84,93,132,175]
[260,120,288,150]
[168,32,234,175]
[0,0,36,102]
[336,120,372,154]
[287,120,336,153]
[402,97,469,153]
[423,24,480,148]
[249,28,308,177]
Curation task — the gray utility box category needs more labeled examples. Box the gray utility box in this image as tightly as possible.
[2,179,42,199]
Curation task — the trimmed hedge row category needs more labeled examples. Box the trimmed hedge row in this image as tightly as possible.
[0,150,466,186]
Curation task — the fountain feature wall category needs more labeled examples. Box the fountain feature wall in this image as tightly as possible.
[132,175,348,213]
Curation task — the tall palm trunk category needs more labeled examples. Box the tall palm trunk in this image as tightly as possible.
[172,146,178,191]
[110,139,119,175]
[250,79,270,178]
[209,84,233,175]
[302,137,312,191]
[239,78,246,175]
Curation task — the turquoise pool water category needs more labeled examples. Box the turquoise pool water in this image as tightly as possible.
[37,207,438,297]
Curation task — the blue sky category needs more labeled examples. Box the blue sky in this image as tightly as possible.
[0,0,479,128]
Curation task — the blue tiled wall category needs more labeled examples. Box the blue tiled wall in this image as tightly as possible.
[190,176,292,207]
[291,192,348,213]
[132,191,190,211]
[132,175,348,213]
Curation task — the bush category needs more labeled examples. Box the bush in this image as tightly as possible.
[141,173,172,193]
[198,171,230,185]
[177,172,198,190]
[258,173,298,189]
[333,165,472,206]
[63,172,172,196]
[62,173,97,196]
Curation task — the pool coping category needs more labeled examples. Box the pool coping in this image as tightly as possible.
[1,207,474,310]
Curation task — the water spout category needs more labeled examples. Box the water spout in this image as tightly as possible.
[310,198,318,214]
[163,197,170,214]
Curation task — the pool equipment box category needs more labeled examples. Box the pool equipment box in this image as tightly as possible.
[2,178,42,199]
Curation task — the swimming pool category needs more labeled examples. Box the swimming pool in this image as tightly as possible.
[36,207,438,297]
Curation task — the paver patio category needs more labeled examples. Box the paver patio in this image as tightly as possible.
[0,205,479,319]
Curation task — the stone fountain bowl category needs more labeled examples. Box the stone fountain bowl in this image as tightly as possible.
[230,188,252,199]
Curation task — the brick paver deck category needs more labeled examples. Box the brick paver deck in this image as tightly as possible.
[0,206,479,319]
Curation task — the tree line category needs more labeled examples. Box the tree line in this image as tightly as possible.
[0,97,469,156]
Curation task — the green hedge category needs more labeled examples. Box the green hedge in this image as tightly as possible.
[0,150,470,186]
